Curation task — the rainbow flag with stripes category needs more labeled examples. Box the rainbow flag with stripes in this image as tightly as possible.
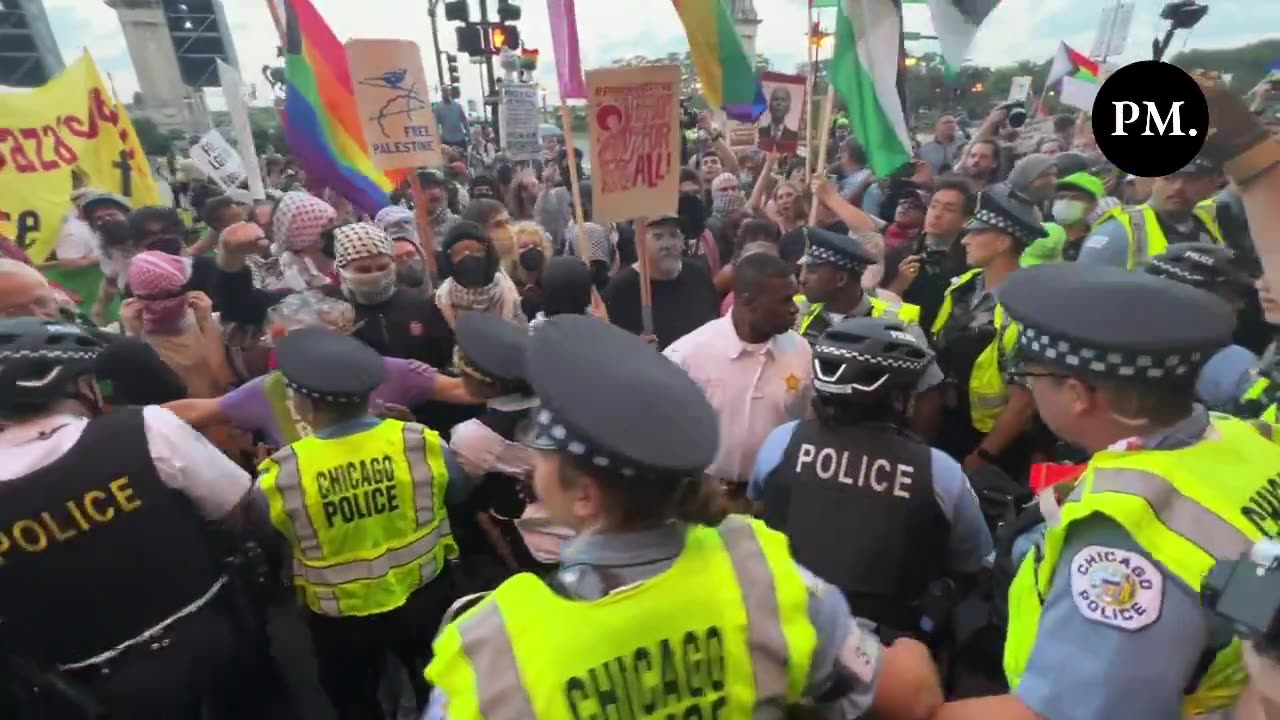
[671,0,764,122]
[283,0,391,216]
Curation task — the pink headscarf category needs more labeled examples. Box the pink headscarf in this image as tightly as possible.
[128,250,191,334]
[272,192,336,252]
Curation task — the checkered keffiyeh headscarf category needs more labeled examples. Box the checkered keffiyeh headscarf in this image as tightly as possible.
[333,223,394,268]
[273,192,337,253]
[128,250,191,334]
[374,206,421,247]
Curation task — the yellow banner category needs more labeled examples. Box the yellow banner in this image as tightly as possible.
[0,51,159,263]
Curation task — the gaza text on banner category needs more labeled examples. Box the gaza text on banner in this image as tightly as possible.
[345,38,444,172]
[585,64,681,223]
[0,51,159,263]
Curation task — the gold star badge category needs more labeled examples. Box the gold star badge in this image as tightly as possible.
[785,373,800,392]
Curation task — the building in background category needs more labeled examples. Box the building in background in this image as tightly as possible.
[729,0,761,62]
[106,0,239,132]
[0,0,65,87]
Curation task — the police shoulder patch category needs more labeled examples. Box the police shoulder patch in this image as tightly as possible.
[1069,545,1163,631]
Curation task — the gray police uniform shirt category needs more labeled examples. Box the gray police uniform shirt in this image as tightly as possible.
[425,522,885,719]
[1195,344,1259,413]
[1011,406,1240,720]
[748,421,993,576]
[1077,210,1219,269]
[824,293,945,395]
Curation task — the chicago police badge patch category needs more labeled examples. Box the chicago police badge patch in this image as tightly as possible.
[1069,545,1164,631]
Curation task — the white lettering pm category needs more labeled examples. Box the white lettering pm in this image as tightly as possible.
[1111,101,1189,137]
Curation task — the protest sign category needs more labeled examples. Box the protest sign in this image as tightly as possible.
[217,59,265,199]
[499,83,541,160]
[586,64,681,223]
[345,39,443,171]
[1008,76,1033,102]
[0,51,159,263]
[189,129,247,189]
[757,72,806,153]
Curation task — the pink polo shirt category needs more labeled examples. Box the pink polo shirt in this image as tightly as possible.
[664,316,813,484]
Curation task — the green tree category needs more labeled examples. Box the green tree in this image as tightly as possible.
[1171,38,1280,95]
[132,116,172,156]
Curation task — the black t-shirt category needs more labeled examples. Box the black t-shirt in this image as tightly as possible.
[603,262,720,350]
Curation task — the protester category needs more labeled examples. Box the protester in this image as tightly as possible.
[534,148,582,250]
[419,169,460,240]
[919,113,966,175]
[706,171,746,261]
[268,191,338,290]
[603,212,719,350]
[530,256,594,329]
[81,191,131,230]
[1003,153,1057,210]
[677,168,721,274]
[435,220,526,330]
[461,198,515,276]
[884,174,974,332]
[506,168,541,222]
[960,139,1002,192]
[435,90,470,152]
[46,187,101,269]
[511,221,552,320]
[1020,171,1106,265]
[188,193,247,257]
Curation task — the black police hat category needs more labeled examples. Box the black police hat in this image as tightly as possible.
[799,227,877,270]
[966,185,1046,247]
[275,328,385,404]
[455,310,528,385]
[525,315,718,478]
[1000,263,1234,383]
[1146,242,1255,294]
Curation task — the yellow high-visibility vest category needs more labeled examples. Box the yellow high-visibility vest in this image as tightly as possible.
[1112,200,1224,270]
[257,419,457,617]
[930,268,1019,433]
[426,516,818,719]
[1004,415,1280,716]
[795,292,922,339]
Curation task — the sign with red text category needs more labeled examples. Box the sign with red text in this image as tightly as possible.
[0,51,159,263]
[585,64,681,223]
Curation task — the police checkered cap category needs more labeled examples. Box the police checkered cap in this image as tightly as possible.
[800,244,868,271]
[529,405,641,479]
[333,223,394,268]
[1017,325,1205,380]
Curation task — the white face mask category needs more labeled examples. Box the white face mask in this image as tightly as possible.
[1052,199,1089,225]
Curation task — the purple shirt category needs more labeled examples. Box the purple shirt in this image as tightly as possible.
[219,357,439,447]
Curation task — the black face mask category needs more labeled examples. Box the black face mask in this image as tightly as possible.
[519,248,545,273]
[452,255,492,289]
[145,235,184,256]
[678,194,706,239]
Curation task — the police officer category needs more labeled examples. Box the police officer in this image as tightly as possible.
[1142,242,1265,415]
[931,185,1041,475]
[424,315,945,719]
[1078,156,1225,270]
[0,318,275,718]
[939,262,1280,719]
[748,317,992,639]
[798,227,944,438]
[255,327,467,718]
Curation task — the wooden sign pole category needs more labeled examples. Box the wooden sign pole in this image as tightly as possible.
[407,171,438,277]
[634,216,653,338]
[808,91,837,227]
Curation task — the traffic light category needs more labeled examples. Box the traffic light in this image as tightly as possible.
[489,24,520,53]
[446,53,460,86]
[456,24,485,55]
[496,0,521,21]
[443,0,469,22]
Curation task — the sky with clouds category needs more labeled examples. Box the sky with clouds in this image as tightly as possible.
[34,0,1273,112]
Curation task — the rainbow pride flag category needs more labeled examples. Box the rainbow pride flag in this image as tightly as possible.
[283,0,391,215]
[671,0,764,122]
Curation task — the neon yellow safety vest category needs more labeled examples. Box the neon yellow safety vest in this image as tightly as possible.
[257,419,458,617]
[930,269,1019,433]
[795,292,922,338]
[263,371,312,445]
[1240,376,1279,422]
[426,516,818,719]
[1113,200,1224,270]
[1004,415,1280,716]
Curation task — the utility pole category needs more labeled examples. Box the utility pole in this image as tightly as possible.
[428,0,446,93]
[478,0,500,141]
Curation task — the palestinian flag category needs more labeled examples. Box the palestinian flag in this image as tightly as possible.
[1047,41,1100,87]
[829,0,912,176]
[925,0,1000,68]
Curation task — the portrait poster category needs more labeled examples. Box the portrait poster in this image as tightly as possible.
[585,64,681,223]
[345,39,443,171]
[757,71,806,154]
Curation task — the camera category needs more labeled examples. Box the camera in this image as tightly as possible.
[994,100,1028,129]
[679,100,699,131]
[1202,539,1280,659]
[1160,0,1209,30]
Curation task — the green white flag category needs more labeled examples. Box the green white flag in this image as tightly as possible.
[829,0,912,177]
[810,0,840,7]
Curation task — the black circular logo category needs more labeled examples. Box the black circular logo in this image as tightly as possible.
[1091,61,1209,178]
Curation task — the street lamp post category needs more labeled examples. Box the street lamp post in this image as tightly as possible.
[478,0,500,142]
[428,0,446,93]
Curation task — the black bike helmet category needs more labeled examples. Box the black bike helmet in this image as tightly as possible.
[0,318,103,417]
[812,317,933,403]
[1145,242,1254,296]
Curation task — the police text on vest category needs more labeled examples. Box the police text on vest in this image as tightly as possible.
[794,444,914,498]
[315,456,400,527]
[0,477,142,564]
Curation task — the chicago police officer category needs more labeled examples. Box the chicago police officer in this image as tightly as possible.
[749,317,992,639]
[425,315,946,719]
[255,328,467,718]
[0,318,274,718]
[937,263,1280,719]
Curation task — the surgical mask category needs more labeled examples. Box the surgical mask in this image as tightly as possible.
[1052,199,1089,225]
[519,248,545,273]
[452,255,492,289]
[340,266,397,305]
[396,257,426,288]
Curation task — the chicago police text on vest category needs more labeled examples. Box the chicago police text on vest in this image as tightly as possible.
[565,626,728,720]
[1242,475,1280,537]
[0,477,141,563]
[316,456,400,527]
[795,445,916,498]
